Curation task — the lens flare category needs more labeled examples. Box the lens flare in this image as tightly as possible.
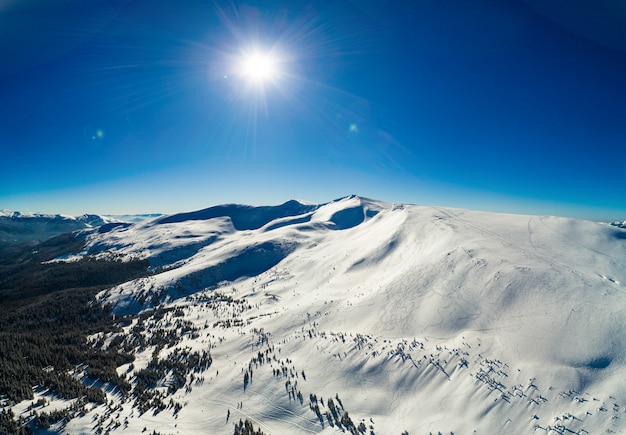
[240,52,278,83]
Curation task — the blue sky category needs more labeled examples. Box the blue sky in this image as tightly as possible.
[1,0,625,220]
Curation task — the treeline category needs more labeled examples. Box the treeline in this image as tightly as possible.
[133,346,212,414]
[0,235,152,431]
[0,279,140,404]
[0,231,85,265]
[0,409,29,435]
[233,418,266,435]
[0,256,149,303]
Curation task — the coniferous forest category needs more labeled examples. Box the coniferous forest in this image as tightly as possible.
[0,233,151,433]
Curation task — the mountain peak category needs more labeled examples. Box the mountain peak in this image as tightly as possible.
[4,197,626,434]
[154,199,319,230]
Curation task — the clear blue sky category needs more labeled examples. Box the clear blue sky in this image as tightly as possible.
[1,0,625,220]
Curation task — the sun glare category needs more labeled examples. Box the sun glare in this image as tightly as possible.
[240,51,278,83]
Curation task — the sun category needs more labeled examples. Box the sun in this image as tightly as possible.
[239,51,279,83]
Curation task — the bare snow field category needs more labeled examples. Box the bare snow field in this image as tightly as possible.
[11,196,626,434]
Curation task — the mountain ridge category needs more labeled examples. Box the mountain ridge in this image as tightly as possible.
[3,195,626,434]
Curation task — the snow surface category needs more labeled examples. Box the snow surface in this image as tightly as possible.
[15,196,626,434]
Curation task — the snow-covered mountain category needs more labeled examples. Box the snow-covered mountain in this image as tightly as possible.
[613,220,626,229]
[8,196,626,434]
[0,211,100,246]
[0,210,159,246]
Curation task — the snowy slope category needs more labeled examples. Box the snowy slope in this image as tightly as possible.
[14,196,626,434]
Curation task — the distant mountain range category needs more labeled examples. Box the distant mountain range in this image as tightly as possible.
[2,196,626,434]
[0,210,160,246]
